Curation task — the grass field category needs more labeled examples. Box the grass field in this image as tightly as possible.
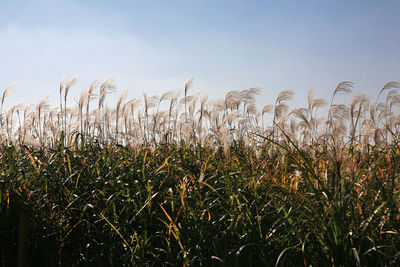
[1,79,400,266]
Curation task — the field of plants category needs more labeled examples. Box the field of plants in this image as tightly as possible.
[1,78,400,266]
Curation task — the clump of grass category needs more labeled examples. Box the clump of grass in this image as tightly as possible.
[0,79,399,265]
[0,78,399,150]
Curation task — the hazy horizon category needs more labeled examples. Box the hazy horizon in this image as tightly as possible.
[1,0,399,108]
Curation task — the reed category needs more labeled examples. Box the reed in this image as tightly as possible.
[0,78,399,265]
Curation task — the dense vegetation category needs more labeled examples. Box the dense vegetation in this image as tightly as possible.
[0,78,400,266]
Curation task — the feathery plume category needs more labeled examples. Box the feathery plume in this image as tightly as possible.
[79,87,89,109]
[290,108,310,129]
[379,81,400,96]
[274,103,289,118]
[225,91,242,110]
[99,78,116,108]
[87,80,99,100]
[161,90,174,102]
[9,101,24,114]
[184,77,193,96]
[262,104,274,115]
[389,95,400,110]
[333,81,353,98]
[117,89,129,113]
[64,76,78,101]
[2,82,15,108]
[312,98,328,109]
[276,90,294,104]
[246,87,262,100]
[179,95,194,105]
[307,88,315,110]
[59,77,66,96]
[38,96,50,113]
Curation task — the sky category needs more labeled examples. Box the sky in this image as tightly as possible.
[0,0,399,109]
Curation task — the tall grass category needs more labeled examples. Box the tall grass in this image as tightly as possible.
[1,78,399,151]
[0,78,399,266]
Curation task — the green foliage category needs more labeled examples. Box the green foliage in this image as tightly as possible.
[0,138,399,266]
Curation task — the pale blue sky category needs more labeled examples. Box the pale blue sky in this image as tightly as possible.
[1,0,399,108]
